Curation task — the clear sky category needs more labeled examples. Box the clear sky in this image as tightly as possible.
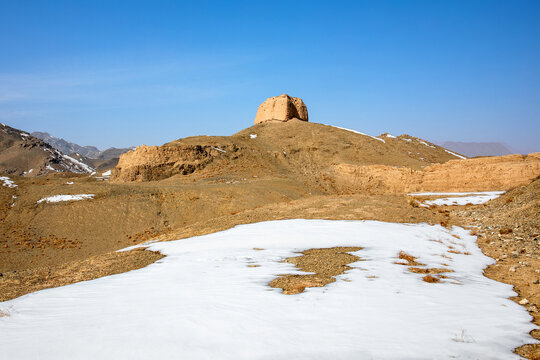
[1,1,539,153]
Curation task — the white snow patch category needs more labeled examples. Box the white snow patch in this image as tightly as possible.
[37,194,94,204]
[444,149,467,160]
[409,191,505,196]
[62,155,94,173]
[66,182,74,185]
[401,138,412,142]
[249,134,257,139]
[102,170,111,177]
[384,133,396,138]
[212,146,226,153]
[0,220,535,359]
[418,140,435,148]
[0,176,17,188]
[46,165,56,171]
[327,125,386,143]
[424,194,504,206]
[117,240,160,252]
[409,191,505,206]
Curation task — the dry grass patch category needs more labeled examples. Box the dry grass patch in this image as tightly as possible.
[269,247,362,295]
[448,250,471,255]
[0,248,164,302]
[422,275,441,283]
[408,267,453,275]
[395,251,425,266]
[408,198,423,208]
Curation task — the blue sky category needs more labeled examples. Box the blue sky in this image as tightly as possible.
[1,1,539,153]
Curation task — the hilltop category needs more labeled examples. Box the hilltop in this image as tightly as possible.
[112,120,463,184]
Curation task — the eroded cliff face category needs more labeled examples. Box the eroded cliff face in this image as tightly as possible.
[112,144,239,182]
[420,154,540,191]
[331,153,540,194]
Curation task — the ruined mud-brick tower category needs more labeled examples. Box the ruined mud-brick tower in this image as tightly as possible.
[254,94,309,124]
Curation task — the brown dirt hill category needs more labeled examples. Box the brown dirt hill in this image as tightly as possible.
[0,123,94,176]
[112,120,463,187]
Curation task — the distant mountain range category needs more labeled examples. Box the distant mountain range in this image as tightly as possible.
[31,132,133,160]
[440,142,514,157]
[0,123,134,176]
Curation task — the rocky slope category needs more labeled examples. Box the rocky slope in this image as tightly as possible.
[449,177,540,358]
[0,123,94,176]
[32,131,133,160]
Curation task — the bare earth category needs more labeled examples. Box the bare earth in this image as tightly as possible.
[269,247,363,295]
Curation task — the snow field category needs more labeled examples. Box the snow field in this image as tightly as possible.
[0,220,536,359]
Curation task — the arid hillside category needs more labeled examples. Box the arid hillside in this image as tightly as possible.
[112,120,539,195]
[112,120,464,184]
[0,123,94,176]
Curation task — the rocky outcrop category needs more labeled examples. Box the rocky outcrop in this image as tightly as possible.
[111,144,236,182]
[254,94,308,124]
[331,153,540,194]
